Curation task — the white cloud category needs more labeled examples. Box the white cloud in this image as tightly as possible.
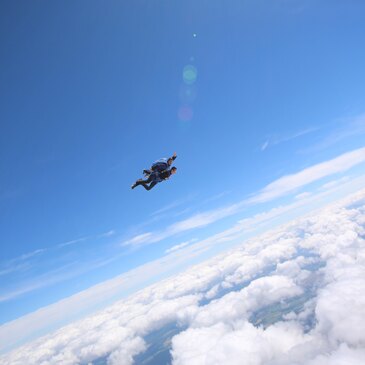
[0,249,46,277]
[261,127,319,151]
[171,321,312,365]
[0,262,87,303]
[261,140,269,151]
[123,232,153,246]
[107,337,146,365]
[58,236,89,248]
[0,294,200,364]
[99,230,116,238]
[0,229,116,280]
[151,194,197,217]
[165,239,198,254]
[295,191,312,200]
[1,188,365,364]
[170,191,365,365]
[0,263,29,277]
[1,171,364,337]
[122,201,245,247]
[167,204,242,233]
[321,176,350,190]
[58,229,115,248]
[248,146,365,204]
[301,113,365,154]
[0,251,47,277]
[184,275,302,328]
[123,147,365,247]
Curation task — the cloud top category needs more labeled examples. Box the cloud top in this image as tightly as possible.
[1,189,365,364]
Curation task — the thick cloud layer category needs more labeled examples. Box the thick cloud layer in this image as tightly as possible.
[1,189,365,365]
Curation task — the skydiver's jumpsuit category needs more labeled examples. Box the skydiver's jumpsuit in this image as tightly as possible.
[134,169,173,190]
[133,155,177,191]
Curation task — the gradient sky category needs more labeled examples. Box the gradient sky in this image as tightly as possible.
[1,0,365,352]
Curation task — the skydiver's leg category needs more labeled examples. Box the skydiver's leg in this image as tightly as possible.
[141,181,157,191]
[132,175,154,189]
[141,175,154,184]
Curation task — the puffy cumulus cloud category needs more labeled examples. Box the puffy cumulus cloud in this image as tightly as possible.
[315,268,365,347]
[180,276,302,329]
[107,337,146,365]
[306,344,365,365]
[171,321,312,365]
[1,189,365,365]
[0,295,200,365]
[170,190,365,365]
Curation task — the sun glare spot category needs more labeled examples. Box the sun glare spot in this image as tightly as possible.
[178,106,193,121]
[179,84,197,104]
[183,65,198,85]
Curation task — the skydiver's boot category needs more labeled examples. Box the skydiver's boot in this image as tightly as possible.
[131,179,142,189]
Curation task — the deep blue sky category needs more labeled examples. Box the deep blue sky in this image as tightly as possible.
[1,0,365,344]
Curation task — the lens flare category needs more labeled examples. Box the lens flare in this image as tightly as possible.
[183,65,197,85]
[178,106,193,121]
[179,84,197,104]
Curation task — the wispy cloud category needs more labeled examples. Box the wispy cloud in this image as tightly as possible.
[294,191,312,200]
[0,263,30,277]
[212,176,365,244]
[3,173,362,306]
[261,127,318,151]
[20,249,46,260]
[123,232,154,246]
[151,194,197,217]
[98,230,116,238]
[2,187,365,359]
[57,230,116,248]
[57,237,89,248]
[150,192,230,222]
[321,176,350,190]
[0,243,209,353]
[0,262,79,303]
[248,146,365,204]
[261,140,270,151]
[0,230,116,279]
[300,114,365,153]
[123,147,365,247]
[202,190,231,203]
[0,252,125,304]
[165,238,198,254]
[122,201,246,247]
[0,249,46,277]
[4,151,361,306]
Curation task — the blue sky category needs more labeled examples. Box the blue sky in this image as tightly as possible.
[1,0,365,352]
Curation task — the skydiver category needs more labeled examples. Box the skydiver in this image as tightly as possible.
[131,153,177,191]
[143,152,177,175]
